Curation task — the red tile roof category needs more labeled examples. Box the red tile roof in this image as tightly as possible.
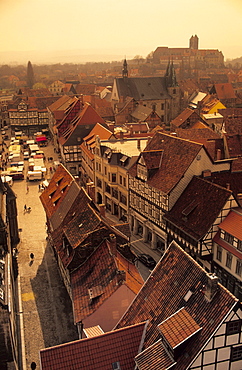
[214,83,236,100]
[129,132,203,194]
[40,164,74,219]
[218,208,242,240]
[158,307,201,349]
[116,242,239,370]
[164,176,232,240]
[58,103,106,146]
[40,322,147,370]
[70,239,143,324]
[206,171,242,207]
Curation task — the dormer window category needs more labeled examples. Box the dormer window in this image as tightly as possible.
[137,163,147,181]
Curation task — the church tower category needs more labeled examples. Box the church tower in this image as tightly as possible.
[164,59,180,122]
[189,35,199,50]
[122,58,128,78]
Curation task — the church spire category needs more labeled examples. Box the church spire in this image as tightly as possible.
[122,58,128,78]
[165,58,178,87]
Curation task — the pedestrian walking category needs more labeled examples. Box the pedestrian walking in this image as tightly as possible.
[24,204,27,212]
[26,185,29,194]
[38,184,41,192]
[30,253,34,260]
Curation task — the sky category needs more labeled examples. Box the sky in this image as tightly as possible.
[0,0,242,64]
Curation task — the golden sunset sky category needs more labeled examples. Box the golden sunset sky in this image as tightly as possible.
[0,0,242,64]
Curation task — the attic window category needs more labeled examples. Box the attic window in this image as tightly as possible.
[112,362,121,370]
[120,155,128,163]
[61,185,68,193]
[184,290,193,302]
[49,190,56,198]
[56,178,63,186]
[53,197,60,206]
[182,200,198,217]
[88,286,104,300]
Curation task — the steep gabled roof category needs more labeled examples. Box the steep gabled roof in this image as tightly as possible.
[129,132,203,194]
[171,108,204,128]
[116,77,170,101]
[70,239,143,324]
[164,176,233,240]
[40,322,147,370]
[40,164,75,219]
[205,171,242,207]
[116,242,238,370]
[58,103,106,146]
[212,83,236,100]
[48,94,74,113]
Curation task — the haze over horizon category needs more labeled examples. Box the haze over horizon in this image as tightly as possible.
[1,0,242,65]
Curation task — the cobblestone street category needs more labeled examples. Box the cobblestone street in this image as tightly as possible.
[12,142,78,370]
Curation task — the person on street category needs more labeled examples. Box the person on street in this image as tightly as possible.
[30,253,34,260]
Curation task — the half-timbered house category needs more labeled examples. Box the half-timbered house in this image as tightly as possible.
[128,131,231,254]
[116,241,242,370]
[164,176,239,272]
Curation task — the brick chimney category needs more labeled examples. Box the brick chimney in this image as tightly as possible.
[204,273,218,302]
[137,139,141,150]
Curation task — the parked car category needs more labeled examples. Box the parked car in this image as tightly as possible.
[138,254,156,268]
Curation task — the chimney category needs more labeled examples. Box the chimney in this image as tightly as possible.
[204,273,218,302]
[226,183,230,190]
[120,130,124,140]
[137,139,141,150]
[130,125,133,137]
[107,233,117,256]
[99,204,105,217]
[216,149,221,160]
[202,169,211,178]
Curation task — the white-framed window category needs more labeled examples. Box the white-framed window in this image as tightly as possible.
[226,253,232,269]
[235,259,242,277]
[216,246,222,262]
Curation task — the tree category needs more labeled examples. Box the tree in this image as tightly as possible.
[27,61,34,88]
[33,82,46,89]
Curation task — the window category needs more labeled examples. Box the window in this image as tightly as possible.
[235,259,242,277]
[111,173,116,183]
[224,232,234,245]
[238,240,242,252]
[226,320,241,335]
[226,253,232,269]
[216,246,222,262]
[123,177,126,187]
[231,346,242,362]
[119,175,122,185]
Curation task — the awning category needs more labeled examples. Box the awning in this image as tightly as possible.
[36,136,47,142]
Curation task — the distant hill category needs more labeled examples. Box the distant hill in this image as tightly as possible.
[0,49,127,66]
[225,56,242,67]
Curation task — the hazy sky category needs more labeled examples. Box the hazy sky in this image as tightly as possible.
[0,0,242,64]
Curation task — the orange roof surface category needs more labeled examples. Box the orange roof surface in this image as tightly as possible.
[158,307,201,349]
[218,209,242,240]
